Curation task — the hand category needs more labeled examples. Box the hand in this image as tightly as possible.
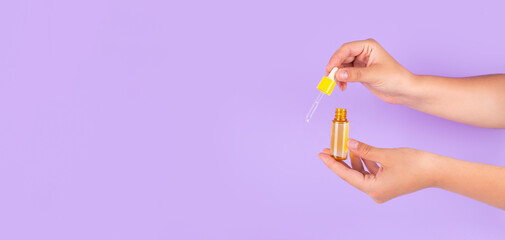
[326,39,416,105]
[318,139,437,203]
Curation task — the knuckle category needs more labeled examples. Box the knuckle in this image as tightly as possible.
[366,38,377,43]
[340,42,353,51]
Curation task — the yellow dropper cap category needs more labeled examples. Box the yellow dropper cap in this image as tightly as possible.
[317,74,337,95]
[305,67,338,123]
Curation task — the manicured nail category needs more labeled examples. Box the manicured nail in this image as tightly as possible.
[347,139,358,150]
[339,70,348,81]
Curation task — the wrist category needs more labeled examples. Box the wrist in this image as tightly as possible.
[423,151,451,189]
[397,73,425,107]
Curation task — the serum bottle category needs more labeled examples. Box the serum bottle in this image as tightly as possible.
[330,108,349,160]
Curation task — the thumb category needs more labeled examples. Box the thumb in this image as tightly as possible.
[335,67,373,83]
[347,139,386,164]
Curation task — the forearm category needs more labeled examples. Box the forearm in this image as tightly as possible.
[430,153,505,210]
[401,74,505,128]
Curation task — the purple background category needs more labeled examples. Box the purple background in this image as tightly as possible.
[1,0,505,239]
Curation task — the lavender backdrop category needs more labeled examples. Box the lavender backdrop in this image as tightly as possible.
[1,0,505,239]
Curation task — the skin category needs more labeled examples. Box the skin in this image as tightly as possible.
[326,39,505,128]
[318,140,505,209]
[319,39,505,209]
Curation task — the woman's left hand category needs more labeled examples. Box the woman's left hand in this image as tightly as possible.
[318,139,438,203]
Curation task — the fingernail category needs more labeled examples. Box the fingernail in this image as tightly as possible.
[339,70,348,81]
[347,139,358,150]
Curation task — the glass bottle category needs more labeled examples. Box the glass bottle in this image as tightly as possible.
[330,108,349,160]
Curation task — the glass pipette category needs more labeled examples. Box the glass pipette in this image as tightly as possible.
[305,67,338,123]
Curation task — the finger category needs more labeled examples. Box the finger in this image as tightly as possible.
[342,82,347,91]
[349,151,366,174]
[335,67,374,83]
[347,139,387,165]
[318,152,365,190]
[338,81,345,91]
[322,149,350,168]
[362,158,379,174]
[326,40,369,73]
[343,56,355,64]
[319,152,351,168]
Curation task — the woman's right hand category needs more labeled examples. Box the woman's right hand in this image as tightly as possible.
[327,39,417,105]
[329,39,505,128]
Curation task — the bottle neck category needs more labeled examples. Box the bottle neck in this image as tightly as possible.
[333,108,347,122]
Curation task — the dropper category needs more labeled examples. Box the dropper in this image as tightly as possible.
[305,67,338,123]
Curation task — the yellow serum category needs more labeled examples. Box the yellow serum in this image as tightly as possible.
[330,108,349,160]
